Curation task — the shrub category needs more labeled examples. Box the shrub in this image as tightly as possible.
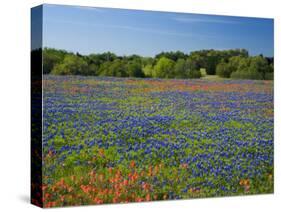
[230,71,263,80]
[216,61,231,78]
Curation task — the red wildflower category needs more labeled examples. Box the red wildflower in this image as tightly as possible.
[130,160,136,168]
[145,194,150,201]
[45,201,56,208]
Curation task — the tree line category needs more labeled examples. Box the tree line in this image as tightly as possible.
[42,48,273,80]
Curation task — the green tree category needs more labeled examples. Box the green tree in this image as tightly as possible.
[228,56,243,73]
[52,54,88,75]
[216,61,231,78]
[86,63,99,76]
[216,56,244,78]
[42,47,272,80]
[205,51,221,75]
[99,59,128,77]
[154,57,175,78]
[98,61,111,76]
[185,58,202,78]
[230,56,267,80]
[126,60,144,77]
[155,51,187,61]
[190,49,249,75]
[43,48,67,74]
[249,56,271,80]
[143,64,154,77]
[265,63,274,80]
[142,57,155,77]
[174,58,187,78]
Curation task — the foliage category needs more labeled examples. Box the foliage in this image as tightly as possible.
[51,54,88,75]
[216,61,231,78]
[155,51,187,61]
[154,57,175,78]
[230,56,273,80]
[126,59,145,78]
[43,48,67,74]
[40,48,273,80]
[143,64,154,78]
[190,49,249,75]
[99,59,128,77]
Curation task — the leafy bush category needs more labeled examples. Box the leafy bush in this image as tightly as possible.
[154,57,175,78]
[52,55,88,75]
[230,71,263,80]
[216,61,231,78]
[230,56,273,80]
[265,72,274,80]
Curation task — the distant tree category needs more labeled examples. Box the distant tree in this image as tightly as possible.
[237,57,251,73]
[126,54,142,61]
[126,60,144,77]
[98,61,111,76]
[189,53,204,70]
[143,64,155,77]
[265,63,274,80]
[141,57,155,67]
[265,57,274,66]
[43,48,67,74]
[228,56,243,73]
[216,56,244,78]
[230,56,272,80]
[99,59,128,77]
[205,50,221,75]
[230,57,251,79]
[155,51,187,62]
[86,64,99,76]
[100,52,117,62]
[111,60,127,77]
[249,56,271,80]
[185,58,202,78]
[52,54,88,75]
[42,47,272,80]
[154,57,175,78]
[142,57,155,77]
[190,49,249,75]
[174,58,188,78]
[216,61,231,78]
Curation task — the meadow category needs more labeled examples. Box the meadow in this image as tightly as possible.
[42,75,273,207]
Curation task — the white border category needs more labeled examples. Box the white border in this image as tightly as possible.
[0,0,280,211]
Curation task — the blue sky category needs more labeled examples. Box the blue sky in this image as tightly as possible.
[42,4,274,57]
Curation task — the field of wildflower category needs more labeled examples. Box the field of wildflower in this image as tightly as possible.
[41,75,273,207]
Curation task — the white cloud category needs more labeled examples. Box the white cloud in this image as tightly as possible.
[173,16,240,24]
[71,5,104,12]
